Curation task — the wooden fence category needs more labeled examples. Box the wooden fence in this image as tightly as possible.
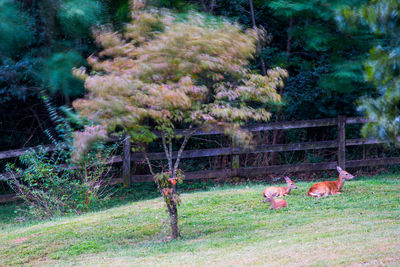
[124,116,400,183]
[1,116,400,203]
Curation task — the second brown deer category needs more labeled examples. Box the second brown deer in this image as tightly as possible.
[263,195,288,210]
[263,176,297,199]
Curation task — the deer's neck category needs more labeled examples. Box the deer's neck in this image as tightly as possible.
[336,174,345,190]
[284,184,291,195]
[269,199,276,209]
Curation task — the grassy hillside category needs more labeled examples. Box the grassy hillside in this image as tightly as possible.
[1,174,399,266]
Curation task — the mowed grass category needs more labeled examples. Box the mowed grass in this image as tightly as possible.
[0,174,399,266]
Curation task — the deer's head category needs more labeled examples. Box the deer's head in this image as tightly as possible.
[263,195,273,203]
[284,176,297,189]
[337,166,354,180]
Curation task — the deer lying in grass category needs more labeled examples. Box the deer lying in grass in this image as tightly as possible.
[263,195,288,210]
[307,166,354,199]
[263,176,297,198]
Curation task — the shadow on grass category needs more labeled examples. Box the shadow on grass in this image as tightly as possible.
[91,179,217,211]
[0,179,217,227]
[1,172,397,228]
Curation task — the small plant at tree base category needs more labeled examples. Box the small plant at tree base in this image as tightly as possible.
[72,0,287,239]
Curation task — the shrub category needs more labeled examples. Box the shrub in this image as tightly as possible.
[4,96,118,219]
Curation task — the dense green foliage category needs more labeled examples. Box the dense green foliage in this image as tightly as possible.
[41,52,86,97]
[0,0,34,57]
[0,1,396,177]
[0,0,106,100]
[0,0,130,150]
[57,0,106,39]
[0,0,381,151]
[207,0,376,120]
[339,0,400,141]
[0,0,36,103]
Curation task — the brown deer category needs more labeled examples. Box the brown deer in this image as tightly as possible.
[307,166,354,199]
[263,176,297,199]
[263,195,288,210]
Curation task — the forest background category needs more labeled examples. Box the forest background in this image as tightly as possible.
[7,0,400,187]
[0,0,379,151]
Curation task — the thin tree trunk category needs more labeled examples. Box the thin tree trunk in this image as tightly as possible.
[65,95,71,106]
[143,150,154,175]
[172,126,199,177]
[209,0,216,13]
[159,126,199,239]
[38,0,59,45]
[200,0,216,13]
[167,202,179,239]
[249,0,266,76]
[162,134,173,173]
[168,135,173,168]
[200,0,207,11]
[271,16,293,164]
[153,124,204,239]
[285,16,293,61]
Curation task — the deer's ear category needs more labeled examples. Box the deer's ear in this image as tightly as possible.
[336,166,343,173]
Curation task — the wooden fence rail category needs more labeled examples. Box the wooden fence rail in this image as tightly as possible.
[126,116,393,183]
[0,116,398,202]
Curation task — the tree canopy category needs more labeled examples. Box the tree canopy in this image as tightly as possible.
[72,6,287,149]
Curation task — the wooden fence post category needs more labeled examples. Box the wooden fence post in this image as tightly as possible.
[231,137,239,176]
[122,136,131,187]
[337,116,346,169]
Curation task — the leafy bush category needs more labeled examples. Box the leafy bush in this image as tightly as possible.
[5,139,118,219]
[4,96,118,219]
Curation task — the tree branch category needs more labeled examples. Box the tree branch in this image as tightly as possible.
[200,0,208,12]
[172,125,201,176]
[168,135,173,170]
[29,107,46,134]
[162,134,173,173]
[248,0,266,76]
[209,0,216,12]
[143,151,154,175]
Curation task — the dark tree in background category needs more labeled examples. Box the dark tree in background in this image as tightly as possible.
[0,0,131,150]
[204,0,376,120]
[339,0,400,142]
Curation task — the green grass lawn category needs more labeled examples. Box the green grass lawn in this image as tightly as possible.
[0,174,399,266]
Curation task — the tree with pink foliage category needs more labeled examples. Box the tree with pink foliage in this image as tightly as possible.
[72,0,287,239]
